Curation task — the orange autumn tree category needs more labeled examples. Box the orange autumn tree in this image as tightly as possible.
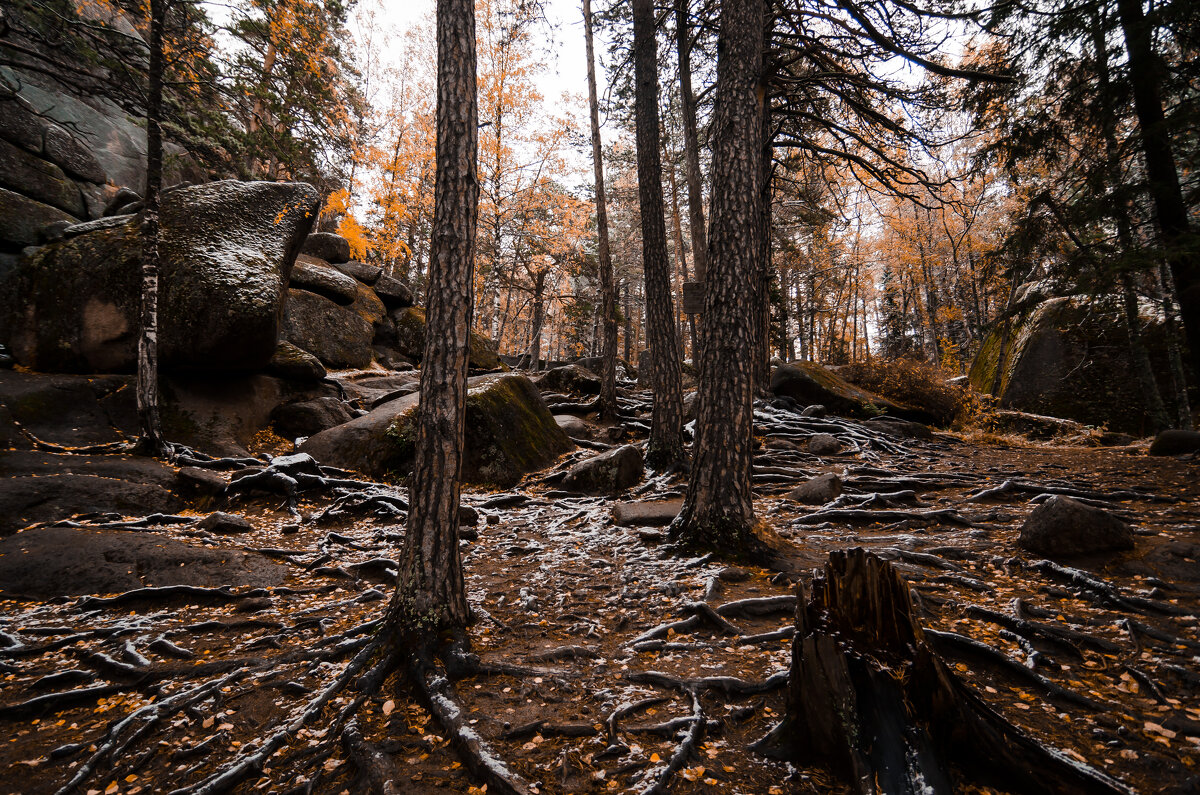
[349,0,591,353]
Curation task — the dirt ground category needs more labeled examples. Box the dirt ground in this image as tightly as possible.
[1,410,1198,795]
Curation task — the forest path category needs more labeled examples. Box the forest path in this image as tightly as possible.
[1,411,1198,794]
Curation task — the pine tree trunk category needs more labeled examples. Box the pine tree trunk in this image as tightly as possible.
[388,0,477,638]
[1157,262,1194,429]
[583,0,619,422]
[525,270,546,372]
[136,0,166,458]
[676,0,707,365]
[670,0,765,557]
[753,106,773,393]
[632,0,685,469]
[1116,0,1200,383]
[1120,275,1171,433]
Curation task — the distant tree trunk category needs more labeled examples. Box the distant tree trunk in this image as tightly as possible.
[387,0,477,638]
[666,158,694,359]
[1116,0,1200,384]
[583,0,619,421]
[632,0,685,468]
[136,0,166,457]
[670,0,766,557]
[523,269,546,371]
[675,0,707,280]
[1158,262,1194,429]
[1120,275,1171,433]
[623,278,633,366]
[753,106,773,393]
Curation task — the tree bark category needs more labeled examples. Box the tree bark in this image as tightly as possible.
[675,0,707,365]
[675,0,707,283]
[583,0,619,422]
[768,549,1132,794]
[1157,262,1194,429]
[632,0,685,468]
[1116,0,1200,383]
[670,0,766,557]
[388,0,477,638]
[753,103,774,393]
[136,0,166,458]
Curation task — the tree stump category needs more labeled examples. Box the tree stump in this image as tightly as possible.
[767,548,1131,794]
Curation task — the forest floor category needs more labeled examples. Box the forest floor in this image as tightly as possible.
[1,397,1199,795]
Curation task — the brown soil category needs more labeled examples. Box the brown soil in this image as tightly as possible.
[1,416,1198,795]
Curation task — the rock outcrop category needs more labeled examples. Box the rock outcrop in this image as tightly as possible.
[300,374,571,486]
[969,290,1172,434]
[2,180,319,372]
[770,361,924,421]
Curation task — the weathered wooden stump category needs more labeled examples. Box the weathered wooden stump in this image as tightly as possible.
[764,548,1131,794]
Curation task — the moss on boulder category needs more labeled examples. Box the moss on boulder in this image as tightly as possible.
[969,294,1171,434]
[300,374,571,486]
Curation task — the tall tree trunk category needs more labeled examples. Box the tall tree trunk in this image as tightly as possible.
[583,0,619,422]
[525,270,546,371]
[675,0,707,283]
[753,103,773,391]
[387,0,477,638]
[670,0,766,557]
[1092,7,1170,432]
[1120,275,1171,433]
[1116,0,1200,382]
[675,0,707,370]
[632,0,685,468]
[1158,261,1194,429]
[136,0,166,458]
[666,157,693,359]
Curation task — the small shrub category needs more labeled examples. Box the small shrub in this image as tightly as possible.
[841,357,983,427]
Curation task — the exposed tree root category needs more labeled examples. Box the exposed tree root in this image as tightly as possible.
[625,670,788,696]
[637,690,703,795]
[966,479,1171,503]
[1029,560,1188,616]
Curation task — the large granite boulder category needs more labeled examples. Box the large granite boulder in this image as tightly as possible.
[302,232,351,264]
[1017,495,1135,559]
[290,254,359,305]
[770,361,922,421]
[2,180,320,372]
[537,364,601,395]
[969,292,1172,434]
[281,288,374,370]
[561,445,643,494]
[0,186,78,250]
[301,374,572,486]
[0,137,86,217]
[0,369,337,457]
[391,306,503,372]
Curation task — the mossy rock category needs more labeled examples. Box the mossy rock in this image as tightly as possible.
[280,288,374,370]
[391,306,505,372]
[770,361,927,422]
[3,180,320,372]
[969,295,1172,434]
[300,374,572,486]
